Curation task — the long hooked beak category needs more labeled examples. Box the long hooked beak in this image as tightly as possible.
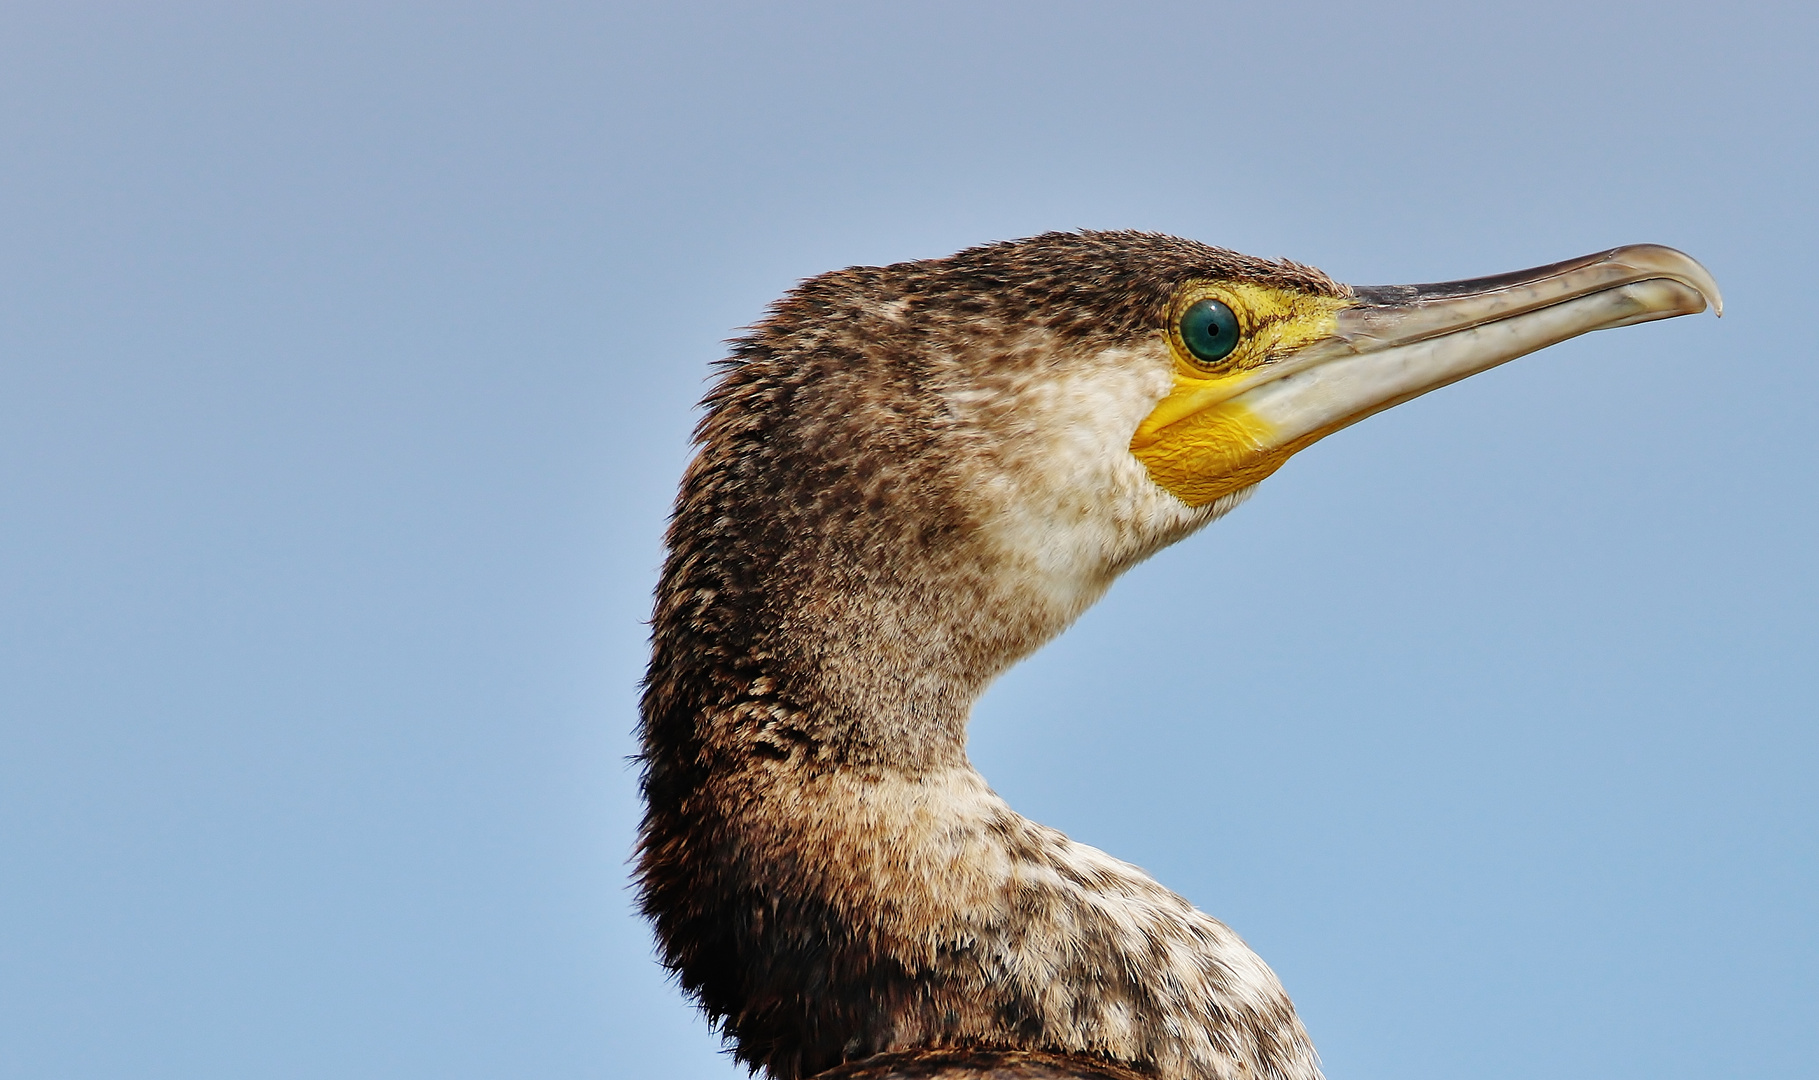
[1134,245,1722,505]
[1246,244,1720,446]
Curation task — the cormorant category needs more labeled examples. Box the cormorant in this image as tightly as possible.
[636,232,1720,1080]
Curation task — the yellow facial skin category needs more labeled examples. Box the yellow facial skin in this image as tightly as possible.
[1132,282,1352,506]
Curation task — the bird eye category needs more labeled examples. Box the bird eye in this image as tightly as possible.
[1178,298,1241,367]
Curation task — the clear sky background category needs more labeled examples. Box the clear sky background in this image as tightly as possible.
[2,3,1813,1079]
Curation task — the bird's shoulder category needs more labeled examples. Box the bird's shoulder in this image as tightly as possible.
[810,1048,1152,1080]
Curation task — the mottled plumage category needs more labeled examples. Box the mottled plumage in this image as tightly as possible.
[633,230,1719,1080]
[815,1048,1155,1080]
[638,233,1342,1080]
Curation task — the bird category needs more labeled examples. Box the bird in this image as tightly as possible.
[634,231,1720,1080]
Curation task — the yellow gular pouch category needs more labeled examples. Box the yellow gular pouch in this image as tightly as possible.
[1131,281,1352,506]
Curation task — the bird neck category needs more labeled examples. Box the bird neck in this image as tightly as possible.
[643,477,1097,774]
[636,378,1313,1079]
[638,570,1319,1080]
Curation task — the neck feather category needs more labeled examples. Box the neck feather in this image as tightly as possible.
[637,324,1311,1079]
[639,544,1319,1080]
[637,730,1319,1080]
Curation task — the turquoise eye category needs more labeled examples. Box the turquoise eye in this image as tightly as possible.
[1179,298,1241,366]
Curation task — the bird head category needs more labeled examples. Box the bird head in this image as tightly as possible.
[662,231,1718,765]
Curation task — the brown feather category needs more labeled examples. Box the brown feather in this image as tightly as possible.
[812,1047,1155,1080]
[637,232,1345,1080]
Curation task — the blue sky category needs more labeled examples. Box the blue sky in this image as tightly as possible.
[2,3,1813,1078]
